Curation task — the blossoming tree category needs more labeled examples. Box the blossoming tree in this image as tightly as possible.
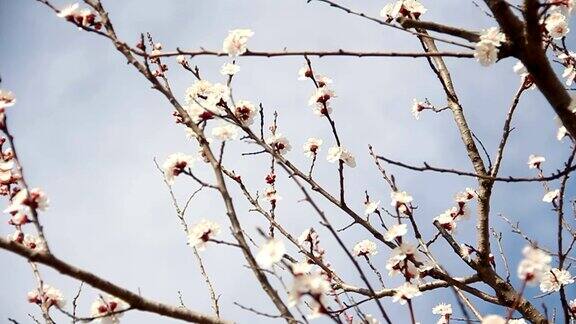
[2,0,576,323]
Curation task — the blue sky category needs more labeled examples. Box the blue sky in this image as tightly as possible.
[0,0,574,323]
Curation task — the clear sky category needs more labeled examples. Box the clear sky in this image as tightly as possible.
[0,0,574,323]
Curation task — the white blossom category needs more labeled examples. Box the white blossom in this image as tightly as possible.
[386,243,418,276]
[380,0,426,20]
[161,153,194,185]
[298,65,313,80]
[364,314,379,324]
[433,303,452,324]
[233,100,257,125]
[434,210,457,233]
[187,219,221,250]
[176,55,187,65]
[509,320,527,324]
[291,262,312,276]
[4,188,50,216]
[220,62,240,76]
[0,89,16,109]
[402,0,427,16]
[513,61,529,78]
[222,29,254,56]
[380,2,402,20]
[90,295,129,324]
[563,65,576,86]
[316,75,333,87]
[392,282,422,304]
[411,99,431,120]
[475,27,505,67]
[551,0,575,14]
[460,244,472,261]
[517,245,552,284]
[390,190,413,214]
[475,41,499,66]
[383,224,408,242]
[527,154,545,169]
[545,11,570,39]
[256,239,286,269]
[266,133,292,155]
[542,189,560,203]
[353,239,378,257]
[558,125,569,141]
[57,3,79,18]
[455,188,477,203]
[326,146,356,167]
[432,303,452,316]
[364,200,380,215]
[481,316,505,324]
[23,234,47,252]
[308,87,336,108]
[540,268,574,292]
[303,138,323,158]
[211,123,239,141]
[479,27,506,45]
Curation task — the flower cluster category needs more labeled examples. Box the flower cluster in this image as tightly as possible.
[184,80,231,122]
[90,295,129,323]
[299,65,336,116]
[187,219,221,250]
[474,27,506,66]
[386,242,432,279]
[380,0,427,21]
[433,188,476,234]
[57,3,102,30]
[289,272,332,318]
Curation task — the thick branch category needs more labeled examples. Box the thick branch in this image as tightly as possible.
[0,238,228,324]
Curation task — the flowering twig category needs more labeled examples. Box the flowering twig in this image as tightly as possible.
[307,0,476,49]
[375,154,576,182]
[145,49,474,59]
